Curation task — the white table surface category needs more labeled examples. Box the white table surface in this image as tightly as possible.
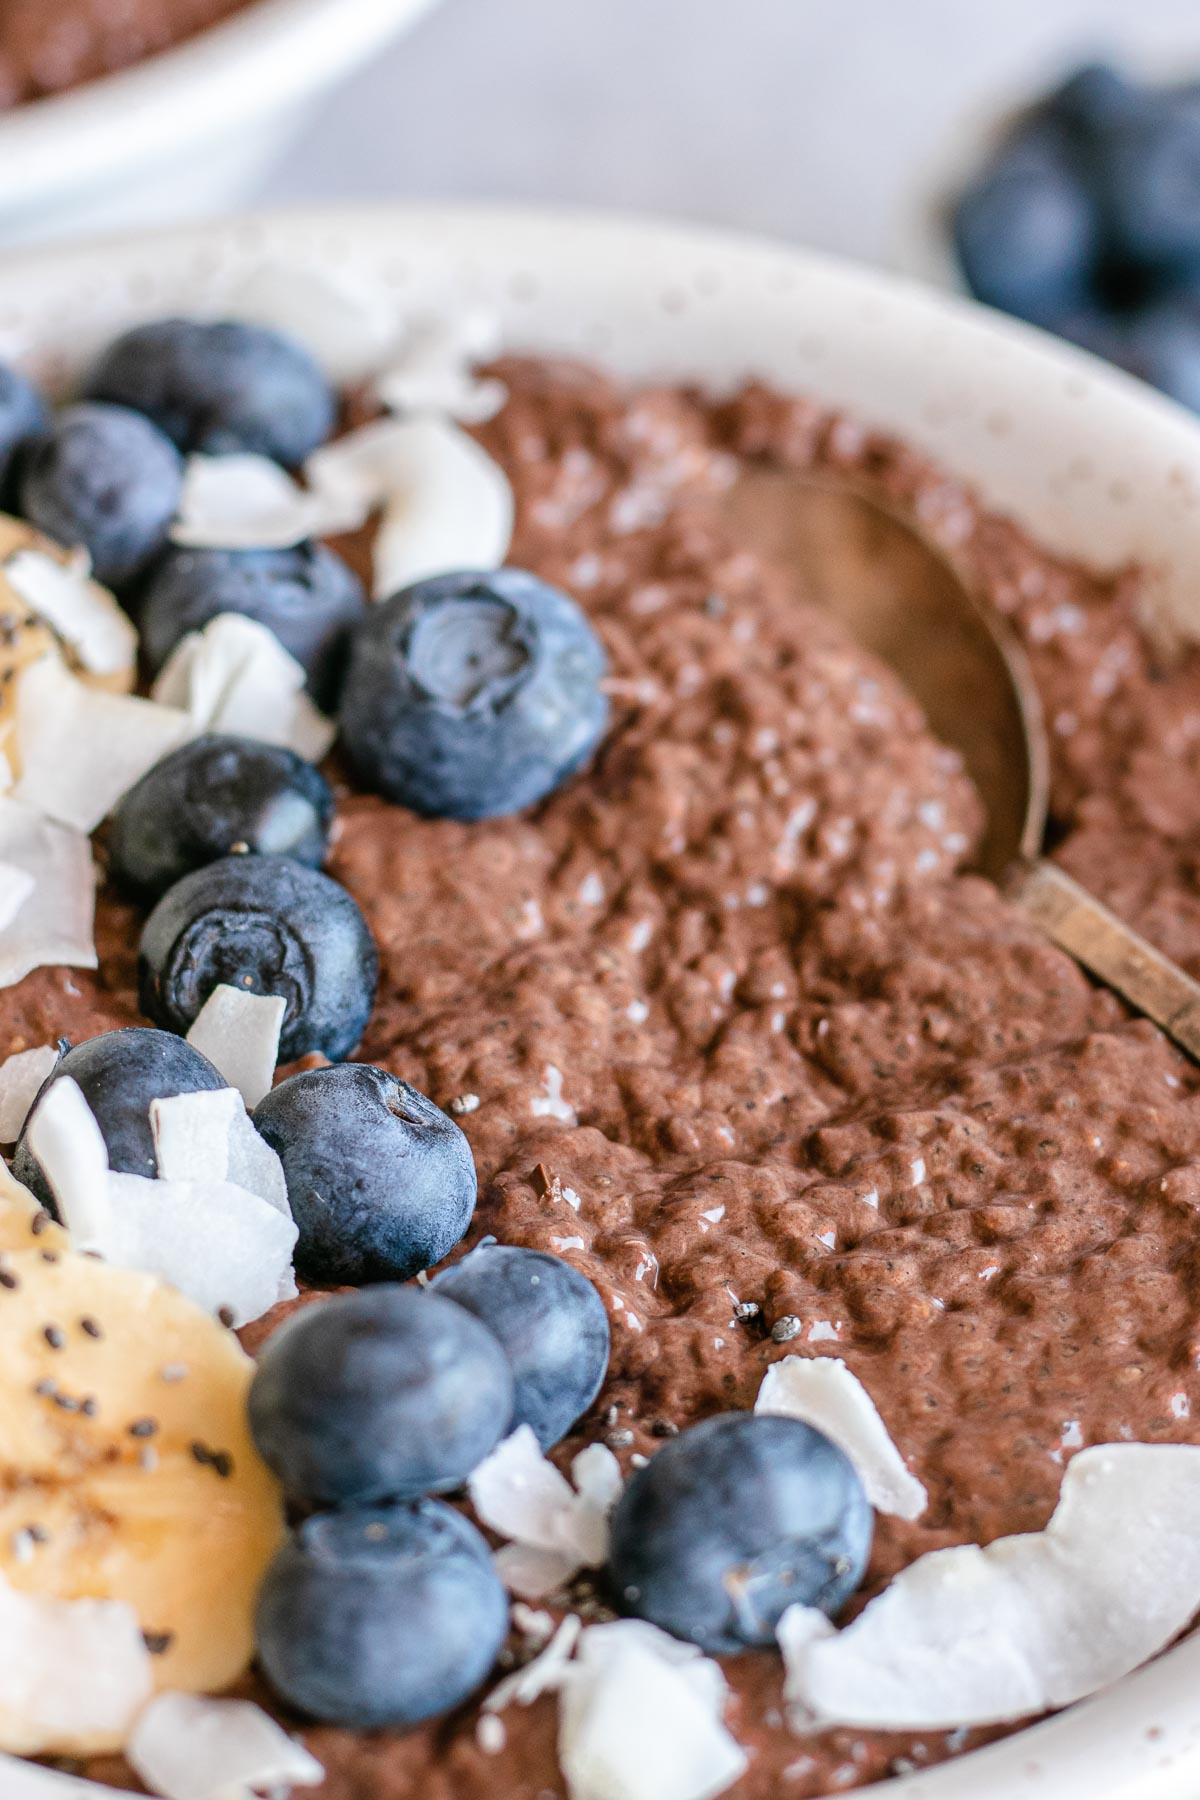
[259,0,1200,269]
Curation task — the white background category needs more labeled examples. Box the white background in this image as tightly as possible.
[259,0,1200,268]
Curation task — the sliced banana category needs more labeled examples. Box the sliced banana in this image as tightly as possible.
[0,1243,283,1752]
[0,515,136,784]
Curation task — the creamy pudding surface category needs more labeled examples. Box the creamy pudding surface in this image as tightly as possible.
[18,352,1200,1795]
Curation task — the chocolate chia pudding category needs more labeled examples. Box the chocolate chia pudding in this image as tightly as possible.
[29,353,1200,1796]
[0,0,254,106]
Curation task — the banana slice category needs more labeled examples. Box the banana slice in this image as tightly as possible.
[0,1243,283,1753]
[0,514,136,783]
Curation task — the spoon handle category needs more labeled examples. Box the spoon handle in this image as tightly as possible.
[1010,859,1200,1063]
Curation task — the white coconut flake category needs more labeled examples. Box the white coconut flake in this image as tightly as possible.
[104,1171,297,1326]
[0,799,96,989]
[557,1620,747,1800]
[226,262,400,383]
[485,1614,583,1714]
[0,1565,151,1756]
[128,1691,324,1800]
[755,1356,927,1521]
[24,1075,112,1247]
[185,984,286,1109]
[784,1442,1200,1731]
[0,1043,59,1141]
[469,1426,616,1599]
[308,415,513,599]
[530,1064,576,1124]
[170,452,364,552]
[0,860,35,933]
[12,657,190,833]
[151,614,335,763]
[151,1087,290,1222]
[5,549,137,678]
[373,310,508,424]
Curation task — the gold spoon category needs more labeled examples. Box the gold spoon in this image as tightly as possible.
[722,468,1200,1063]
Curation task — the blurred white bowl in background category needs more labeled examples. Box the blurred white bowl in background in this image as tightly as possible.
[0,0,442,244]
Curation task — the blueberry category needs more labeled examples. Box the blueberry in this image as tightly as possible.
[19,403,183,588]
[248,1285,511,1504]
[431,1241,609,1449]
[137,543,366,710]
[12,1027,225,1212]
[251,1064,476,1285]
[256,1500,508,1729]
[0,361,47,498]
[1121,297,1200,411]
[1043,62,1140,140]
[1096,95,1200,275]
[137,856,377,1062]
[107,734,334,902]
[339,568,610,820]
[85,318,335,465]
[607,1412,872,1653]
[952,124,1100,326]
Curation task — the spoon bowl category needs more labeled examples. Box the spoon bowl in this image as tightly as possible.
[722,465,1200,1062]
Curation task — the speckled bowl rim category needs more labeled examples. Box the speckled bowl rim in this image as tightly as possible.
[3,203,1200,1800]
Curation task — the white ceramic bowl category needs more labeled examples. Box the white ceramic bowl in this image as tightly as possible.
[6,204,1200,1800]
[0,0,441,243]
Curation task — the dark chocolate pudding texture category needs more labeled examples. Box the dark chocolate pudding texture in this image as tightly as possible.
[52,357,1200,1796]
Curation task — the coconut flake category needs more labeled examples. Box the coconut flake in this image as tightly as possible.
[469,1426,619,1599]
[4,549,136,679]
[307,415,513,598]
[170,453,364,552]
[373,310,508,424]
[0,1565,151,1756]
[151,614,335,763]
[755,1355,927,1520]
[104,1171,297,1326]
[0,860,35,932]
[151,1088,289,1219]
[557,1620,747,1800]
[184,984,286,1110]
[24,1075,113,1247]
[127,1691,324,1800]
[485,1614,583,1714]
[12,656,190,832]
[0,799,97,988]
[225,262,400,383]
[0,1043,59,1141]
[784,1442,1200,1732]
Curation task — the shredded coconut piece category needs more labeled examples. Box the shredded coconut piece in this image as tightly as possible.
[0,802,96,988]
[557,1620,747,1800]
[308,414,513,598]
[127,1690,324,1800]
[782,1442,1200,1731]
[170,452,364,552]
[151,613,335,763]
[469,1426,621,1599]
[185,985,286,1109]
[13,656,190,833]
[4,549,136,678]
[0,1043,58,1141]
[485,1614,583,1713]
[24,1076,112,1247]
[530,1064,576,1124]
[151,1089,289,1221]
[373,309,508,423]
[0,1564,151,1756]
[755,1356,927,1520]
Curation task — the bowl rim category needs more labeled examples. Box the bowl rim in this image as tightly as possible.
[3,200,1200,1800]
[0,0,441,202]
